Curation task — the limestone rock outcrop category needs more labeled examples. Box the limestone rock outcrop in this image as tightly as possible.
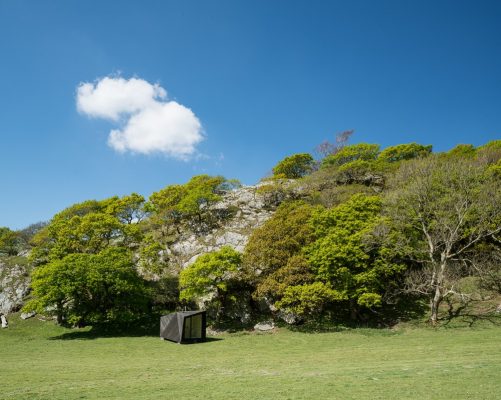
[0,257,31,315]
[167,184,277,268]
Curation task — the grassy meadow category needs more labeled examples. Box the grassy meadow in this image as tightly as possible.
[1,314,500,399]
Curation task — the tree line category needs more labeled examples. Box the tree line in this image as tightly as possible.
[4,136,498,327]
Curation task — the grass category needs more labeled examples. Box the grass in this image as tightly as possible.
[1,314,500,399]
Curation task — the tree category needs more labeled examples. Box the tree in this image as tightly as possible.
[148,175,239,234]
[0,227,19,256]
[305,194,405,319]
[179,246,242,321]
[24,247,150,326]
[275,282,342,320]
[321,143,380,168]
[445,144,476,158]
[30,195,144,264]
[243,201,317,282]
[378,143,432,163]
[16,221,48,249]
[385,156,501,324]
[272,153,315,179]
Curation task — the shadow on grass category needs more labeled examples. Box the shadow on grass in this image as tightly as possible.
[286,296,429,334]
[160,337,224,345]
[49,314,226,342]
[49,314,163,340]
[441,312,501,328]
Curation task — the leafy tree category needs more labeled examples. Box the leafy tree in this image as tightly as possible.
[275,282,343,320]
[243,201,318,282]
[305,194,405,319]
[16,221,48,250]
[321,143,380,168]
[255,255,314,303]
[148,175,239,234]
[24,247,150,326]
[385,156,501,324]
[30,195,144,264]
[272,153,315,179]
[104,193,147,224]
[333,159,386,187]
[445,144,476,158]
[179,246,242,321]
[0,227,20,256]
[378,143,432,163]
[476,140,501,165]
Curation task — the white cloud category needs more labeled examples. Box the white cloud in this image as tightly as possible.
[76,76,203,158]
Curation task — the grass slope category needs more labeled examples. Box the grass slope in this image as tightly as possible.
[1,315,500,399]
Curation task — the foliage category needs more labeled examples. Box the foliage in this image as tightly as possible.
[255,255,314,303]
[334,159,386,187]
[446,144,476,158]
[271,153,315,179]
[321,143,380,168]
[275,282,343,319]
[243,201,318,281]
[305,194,406,318]
[385,156,501,323]
[30,195,145,264]
[179,246,242,319]
[137,234,168,275]
[24,247,150,326]
[148,175,239,234]
[16,221,48,249]
[377,143,432,163]
[0,227,20,256]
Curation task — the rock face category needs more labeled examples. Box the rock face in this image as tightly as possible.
[0,257,31,315]
[168,185,276,268]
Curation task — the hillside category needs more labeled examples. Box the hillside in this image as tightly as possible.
[1,139,500,328]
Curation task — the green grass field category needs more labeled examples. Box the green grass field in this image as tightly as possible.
[1,315,500,400]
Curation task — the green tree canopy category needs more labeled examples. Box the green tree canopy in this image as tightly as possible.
[24,247,150,326]
[179,246,242,320]
[272,153,315,179]
[377,143,432,163]
[243,201,318,281]
[148,175,239,234]
[322,143,380,168]
[304,194,405,318]
[0,227,20,256]
[30,195,145,264]
[385,156,501,324]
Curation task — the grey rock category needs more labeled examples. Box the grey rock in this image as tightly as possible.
[278,311,301,325]
[20,311,36,320]
[254,321,275,331]
[168,184,278,269]
[0,258,31,314]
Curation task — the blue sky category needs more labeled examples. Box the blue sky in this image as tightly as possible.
[1,0,500,230]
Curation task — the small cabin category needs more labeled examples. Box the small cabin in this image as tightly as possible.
[160,311,207,344]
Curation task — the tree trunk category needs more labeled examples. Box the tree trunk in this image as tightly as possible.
[56,301,64,325]
[429,259,447,325]
[349,299,358,321]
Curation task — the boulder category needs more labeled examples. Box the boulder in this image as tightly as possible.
[20,311,36,320]
[254,321,274,331]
